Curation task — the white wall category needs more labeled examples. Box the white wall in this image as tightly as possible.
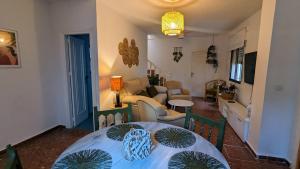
[247,0,276,156]
[291,91,300,168]
[226,10,261,106]
[0,0,58,150]
[97,1,148,109]
[48,0,98,127]
[0,0,98,150]
[248,0,300,163]
[148,35,228,97]
[259,0,300,161]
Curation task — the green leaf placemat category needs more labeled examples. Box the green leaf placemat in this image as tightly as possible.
[106,123,143,141]
[52,149,112,169]
[154,128,196,148]
[168,151,226,169]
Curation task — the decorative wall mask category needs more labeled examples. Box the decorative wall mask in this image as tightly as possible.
[118,38,139,68]
[173,47,183,63]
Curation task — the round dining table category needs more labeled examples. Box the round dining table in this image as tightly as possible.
[52,122,230,169]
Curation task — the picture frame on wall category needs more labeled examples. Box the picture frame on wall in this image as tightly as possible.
[0,28,21,68]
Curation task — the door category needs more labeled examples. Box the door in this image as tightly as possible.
[66,35,89,126]
[191,51,216,97]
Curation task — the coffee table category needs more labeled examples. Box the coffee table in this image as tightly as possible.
[168,99,194,111]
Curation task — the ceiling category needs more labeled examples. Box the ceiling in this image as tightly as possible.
[101,0,262,37]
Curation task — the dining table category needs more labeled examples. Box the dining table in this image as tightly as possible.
[52,122,230,169]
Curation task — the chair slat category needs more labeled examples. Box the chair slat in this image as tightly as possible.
[184,107,226,151]
[207,127,213,141]
[93,104,133,131]
[200,125,204,136]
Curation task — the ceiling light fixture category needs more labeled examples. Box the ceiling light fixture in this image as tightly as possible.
[161,11,184,36]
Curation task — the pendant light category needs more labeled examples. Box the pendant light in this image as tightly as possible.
[161,11,184,36]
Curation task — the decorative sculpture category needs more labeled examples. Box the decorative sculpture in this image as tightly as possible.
[123,128,152,161]
[118,38,139,68]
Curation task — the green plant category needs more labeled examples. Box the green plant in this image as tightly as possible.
[148,75,159,86]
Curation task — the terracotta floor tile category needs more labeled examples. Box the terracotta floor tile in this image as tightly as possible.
[224,145,256,161]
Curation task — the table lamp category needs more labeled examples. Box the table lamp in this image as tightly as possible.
[111,76,123,107]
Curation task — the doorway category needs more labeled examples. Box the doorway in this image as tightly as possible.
[190,50,219,98]
[65,34,93,131]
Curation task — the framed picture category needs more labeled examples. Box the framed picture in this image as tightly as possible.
[0,28,21,68]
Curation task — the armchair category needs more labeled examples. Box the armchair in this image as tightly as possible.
[205,80,226,102]
[165,80,192,101]
[136,99,186,127]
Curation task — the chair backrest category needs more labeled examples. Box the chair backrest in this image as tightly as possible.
[165,80,182,90]
[205,80,226,89]
[93,104,133,130]
[5,145,23,169]
[137,100,158,122]
[184,108,226,151]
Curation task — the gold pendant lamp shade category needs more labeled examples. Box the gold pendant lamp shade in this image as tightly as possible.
[161,11,184,36]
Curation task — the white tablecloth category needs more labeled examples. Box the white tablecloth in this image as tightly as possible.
[53,122,230,169]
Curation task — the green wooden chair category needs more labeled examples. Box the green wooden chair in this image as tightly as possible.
[93,103,133,131]
[184,108,226,151]
[4,145,23,169]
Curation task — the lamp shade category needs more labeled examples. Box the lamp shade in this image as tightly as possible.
[111,76,123,91]
[161,11,184,36]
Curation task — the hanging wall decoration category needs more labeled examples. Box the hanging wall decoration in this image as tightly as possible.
[206,35,218,71]
[173,47,183,63]
[118,38,139,68]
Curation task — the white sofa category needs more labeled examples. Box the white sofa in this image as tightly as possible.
[122,77,167,105]
[121,77,168,121]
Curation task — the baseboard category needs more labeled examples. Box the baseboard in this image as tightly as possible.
[0,125,65,155]
[245,141,259,158]
[245,142,290,167]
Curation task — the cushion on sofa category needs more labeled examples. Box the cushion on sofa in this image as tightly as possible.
[124,79,143,95]
[147,86,158,97]
[140,77,150,89]
[135,90,150,97]
[154,85,168,93]
[169,89,182,95]
[153,94,167,105]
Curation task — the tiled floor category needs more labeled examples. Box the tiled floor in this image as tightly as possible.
[0,128,89,169]
[0,97,290,169]
[191,97,289,169]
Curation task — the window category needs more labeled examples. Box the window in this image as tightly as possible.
[229,47,244,83]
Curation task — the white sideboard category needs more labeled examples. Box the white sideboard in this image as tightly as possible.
[218,97,250,142]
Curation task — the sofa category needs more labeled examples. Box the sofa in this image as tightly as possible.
[121,77,168,121]
[122,77,167,104]
[165,80,192,101]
